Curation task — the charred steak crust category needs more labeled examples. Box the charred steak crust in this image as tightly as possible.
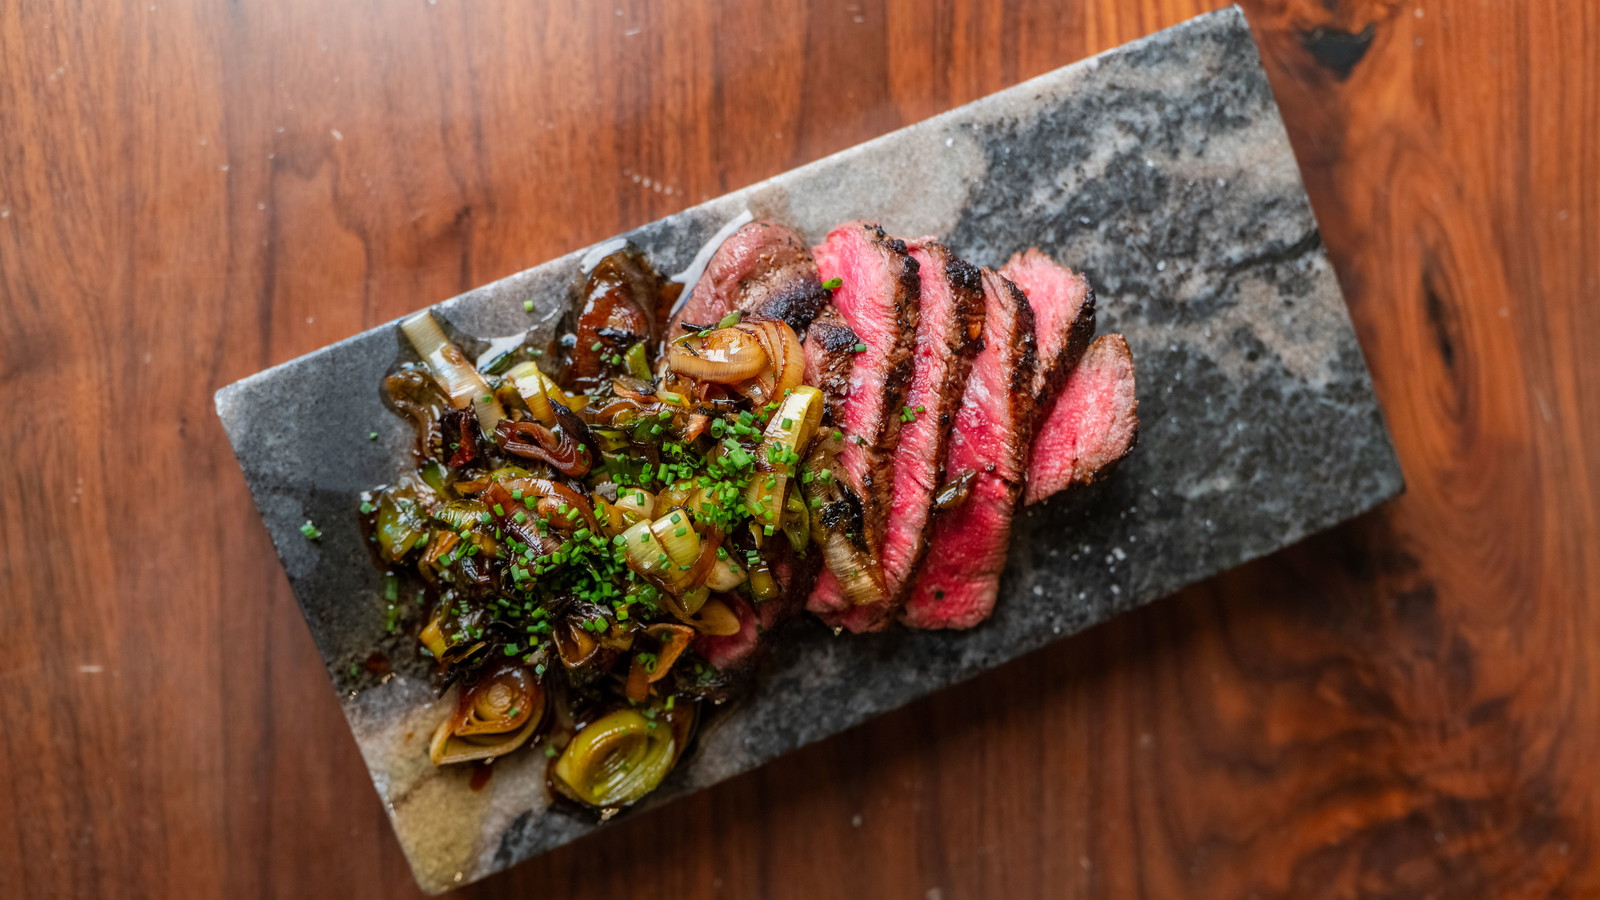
[802,306,859,426]
[947,254,985,315]
[900,268,1037,631]
[669,220,828,337]
[748,276,832,335]
[1047,280,1094,392]
[1001,249,1096,402]
[1006,276,1040,446]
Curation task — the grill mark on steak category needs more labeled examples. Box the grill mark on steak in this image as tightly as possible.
[900,268,1037,631]
[668,220,828,338]
[1002,249,1096,400]
[801,305,859,427]
[1024,333,1139,505]
[813,239,985,633]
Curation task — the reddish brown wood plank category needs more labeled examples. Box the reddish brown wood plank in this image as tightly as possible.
[1,1,1596,897]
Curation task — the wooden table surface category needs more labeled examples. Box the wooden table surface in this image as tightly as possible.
[3,1,1596,897]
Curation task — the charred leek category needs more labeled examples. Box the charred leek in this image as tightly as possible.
[429,665,543,765]
[550,707,684,808]
[401,312,505,433]
[746,386,823,527]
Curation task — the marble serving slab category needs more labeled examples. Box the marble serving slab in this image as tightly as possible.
[215,7,1402,892]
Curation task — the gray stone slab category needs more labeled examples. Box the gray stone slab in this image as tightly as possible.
[215,7,1403,892]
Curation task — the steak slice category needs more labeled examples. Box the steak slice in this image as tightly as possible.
[807,222,920,562]
[801,305,859,426]
[1001,249,1095,399]
[1024,334,1139,504]
[668,220,830,337]
[812,239,985,633]
[901,268,1037,631]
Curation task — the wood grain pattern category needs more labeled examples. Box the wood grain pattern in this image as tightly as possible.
[2,1,1595,896]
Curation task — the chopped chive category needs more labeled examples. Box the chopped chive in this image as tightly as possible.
[822,277,842,290]
[852,342,867,353]
[523,299,535,312]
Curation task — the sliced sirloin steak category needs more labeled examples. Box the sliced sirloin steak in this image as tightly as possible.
[1024,333,1139,505]
[812,239,985,633]
[668,220,830,337]
[1002,249,1095,399]
[900,268,1037,630]
[804,223,921,622]
[801,305,859,427]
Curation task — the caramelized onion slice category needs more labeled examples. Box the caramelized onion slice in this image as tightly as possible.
[429,665,544,765]
[730,318,804,405]
[933,469,978,511]
[494,419,592,476]
[491,479,600,532]
[666,327,768,382]
[746,558,781,604]
[688,598,742,636]
[704,555,747,591]
[563,246,662,391]
[554,618,601,669]
[626,622,695,700]
[661,584,711,621]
